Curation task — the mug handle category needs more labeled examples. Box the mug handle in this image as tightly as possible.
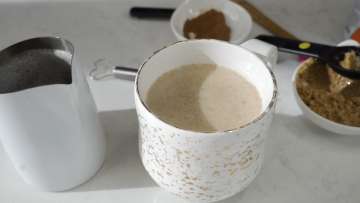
[89,58,137,81]
[338,39,359,47]
[240,39,278,68]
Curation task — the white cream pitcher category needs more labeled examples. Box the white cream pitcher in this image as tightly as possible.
[0,37,106,191]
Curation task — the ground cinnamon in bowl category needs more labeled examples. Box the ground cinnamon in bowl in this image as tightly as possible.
[183,9,231,41]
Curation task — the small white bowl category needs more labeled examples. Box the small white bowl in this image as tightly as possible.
[170,0,253,44]
[292,40,360,135]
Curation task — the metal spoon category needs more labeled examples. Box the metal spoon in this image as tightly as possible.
[256,35,360,79]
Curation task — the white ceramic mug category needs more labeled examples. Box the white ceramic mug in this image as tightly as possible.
[134,39,278,202]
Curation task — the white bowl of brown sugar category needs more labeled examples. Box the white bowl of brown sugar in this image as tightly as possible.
[293,40,360,135]
[170,0,253,44]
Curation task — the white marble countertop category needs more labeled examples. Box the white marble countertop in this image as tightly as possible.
[0,0,359,202]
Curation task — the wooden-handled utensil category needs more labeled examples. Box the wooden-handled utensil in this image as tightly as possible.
[232,0,298,40]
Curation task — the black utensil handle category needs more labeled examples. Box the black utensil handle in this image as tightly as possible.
[130,7,175,19]
[256,35,333,58]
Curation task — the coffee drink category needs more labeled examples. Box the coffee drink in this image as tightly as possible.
[146,64,262,132]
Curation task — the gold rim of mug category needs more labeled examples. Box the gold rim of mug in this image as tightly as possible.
[135,39,278,134]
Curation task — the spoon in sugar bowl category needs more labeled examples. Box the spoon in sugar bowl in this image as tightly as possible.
[256,35,360,79]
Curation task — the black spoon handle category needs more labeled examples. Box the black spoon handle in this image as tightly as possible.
[130,7,175,19]
[256,35,333,58]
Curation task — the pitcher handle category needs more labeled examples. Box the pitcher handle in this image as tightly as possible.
[240,39,278,68]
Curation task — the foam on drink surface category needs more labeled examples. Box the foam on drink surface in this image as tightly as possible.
[146,64,262,132]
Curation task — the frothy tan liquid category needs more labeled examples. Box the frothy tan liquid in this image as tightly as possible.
[146,64,262,132]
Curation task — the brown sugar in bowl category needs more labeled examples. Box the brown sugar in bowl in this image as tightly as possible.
[292,40,360,135]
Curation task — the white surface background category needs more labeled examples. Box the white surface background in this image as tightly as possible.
[0,0,360,202]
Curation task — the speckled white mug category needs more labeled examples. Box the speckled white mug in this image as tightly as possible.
[135,39,278,202]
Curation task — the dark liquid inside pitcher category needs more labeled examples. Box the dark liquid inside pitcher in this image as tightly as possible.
[0,38,73,94]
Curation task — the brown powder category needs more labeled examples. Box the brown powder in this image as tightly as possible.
[183,9,231,41]
[296,55,360,127]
